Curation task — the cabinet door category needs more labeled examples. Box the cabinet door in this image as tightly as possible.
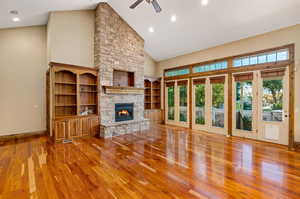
[81,118,90,136]
[54,120,68,141]
[90,117,99,137]
[69,119,81,138]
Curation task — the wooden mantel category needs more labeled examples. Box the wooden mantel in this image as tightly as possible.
[103,86,144,95]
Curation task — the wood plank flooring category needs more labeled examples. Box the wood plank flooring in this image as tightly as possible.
[1,124,300,199]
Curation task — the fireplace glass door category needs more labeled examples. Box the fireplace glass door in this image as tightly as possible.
[115,103,134,122]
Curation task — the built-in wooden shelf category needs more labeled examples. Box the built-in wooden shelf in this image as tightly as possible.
[80,83,97,86]
[55,93,76,96]
[55,82,77,85]
[47,62,99,142]
[55,104,77,107]
[144,79,161,110]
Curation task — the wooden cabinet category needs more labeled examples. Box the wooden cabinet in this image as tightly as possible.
[81,117,90,137]
[90,117,100,137]
[47,62,100,142]
[52,116,99,142]
[69,119,81,138]
[54,120,68,141]
[145,109,163,124]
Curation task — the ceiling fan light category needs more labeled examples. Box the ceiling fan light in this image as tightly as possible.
[12,17,20,22]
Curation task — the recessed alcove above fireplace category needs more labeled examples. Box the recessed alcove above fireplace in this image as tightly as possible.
[113,70,134,87]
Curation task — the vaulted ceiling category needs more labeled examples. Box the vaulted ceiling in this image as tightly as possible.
[1,0,300,61]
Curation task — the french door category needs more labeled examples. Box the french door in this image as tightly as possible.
[165,79,189,127]
[233,68,289,145]
[192,75,228,135]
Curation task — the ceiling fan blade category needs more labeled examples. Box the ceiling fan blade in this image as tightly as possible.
[130,0,144,9]
[151,0,162,13]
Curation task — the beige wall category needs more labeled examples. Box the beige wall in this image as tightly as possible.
[47,10,95,67]
[144,52,158,77]
[47,10,159,77]
[158,24,300,141]
[0,26,47,135]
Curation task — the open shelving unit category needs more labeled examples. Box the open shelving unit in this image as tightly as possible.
[144,80,152,110]
[80,73,98,116]
[54,70,77,117]
[47,62,99,142]
[144,79,161,110]
[144,78,163,124]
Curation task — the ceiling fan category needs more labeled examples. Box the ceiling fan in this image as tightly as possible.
[130,0,162,13]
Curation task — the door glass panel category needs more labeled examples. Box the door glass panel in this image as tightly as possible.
[236,81,253,131]
[179,85,188,122]
[168,86,175,120]
[262,79,283,122]
[195,84,205,125]
[212,83,224,127]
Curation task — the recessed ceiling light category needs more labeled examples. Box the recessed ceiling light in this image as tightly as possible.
[148,27,154,33]
[171,15,177,22]
[12,17,20,22]
[201,0,209,6]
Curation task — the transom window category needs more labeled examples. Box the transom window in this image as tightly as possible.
[193,61,227,73]
[233,49,289,67]
[165,68,189,77]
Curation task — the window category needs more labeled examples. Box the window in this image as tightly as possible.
[236,81,253,131]
[165,68,189,77]
[195,84,205,125]
[167,86,175,120]
[193,61,227,73]
[233,49,289,67]
[212,83,225,128]
[262,79,283,122]
[179,85,188,122]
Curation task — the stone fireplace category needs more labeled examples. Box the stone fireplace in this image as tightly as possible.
[95,3,150,138]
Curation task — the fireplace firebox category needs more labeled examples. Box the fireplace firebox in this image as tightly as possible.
[115,103,134,122]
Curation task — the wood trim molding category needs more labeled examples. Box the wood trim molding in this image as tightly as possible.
[165,82,175,87]
[164,60,292,81]
[288,44,295,150]
[164,44,294,73]
[177,80,188,86]
[0,130,47,142]
[261,68,286,78]
[210,76,225,84]
[49,62,99,72]
[103,86,144,95]
[233,72,254,81]
[193,78,206,85]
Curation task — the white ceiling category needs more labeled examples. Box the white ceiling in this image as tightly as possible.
[0,0,106,29]
[1,0,300,61]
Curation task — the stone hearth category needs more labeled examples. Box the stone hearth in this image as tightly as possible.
[95,3,150,138]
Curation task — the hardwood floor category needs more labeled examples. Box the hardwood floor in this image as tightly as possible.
[1,124,300,199]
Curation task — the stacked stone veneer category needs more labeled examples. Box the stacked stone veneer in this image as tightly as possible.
[95,3,149,138]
